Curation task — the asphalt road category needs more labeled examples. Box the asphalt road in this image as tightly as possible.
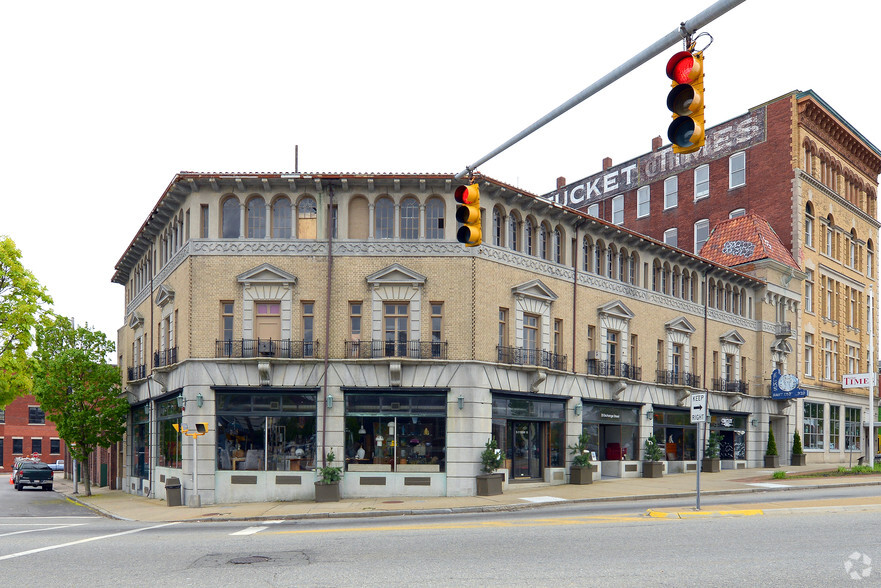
[2,482,880,586]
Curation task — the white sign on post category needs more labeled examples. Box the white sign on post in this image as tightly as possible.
[842,373,876,389]
[690,393,707,423]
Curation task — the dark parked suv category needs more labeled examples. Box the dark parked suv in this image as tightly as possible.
[13,461,54,491]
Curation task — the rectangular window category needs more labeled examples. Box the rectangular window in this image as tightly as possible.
[349,302,362,341]
[0,409,4,423]
[523,313,539,351]
[13,437,23,454]
[825,225,833,257]
[805,269,814,313]
[664,176,678,210]
[663,228,678,247]
[499,308,508,347]
[729,151,746,188]
[630,334,638,367]
[384,303,409,357]
[845,407,861,451]
[694,164,709,200]
[50,439,61,454]
[31,437,42,455]
[587,203,599,217]
[29,406,45,425]
[672,343,682,376]
[200,204,209,238]
[847,344,858,375]
[694,219,710,254]
[804,333,814,377]
[611,195,624,225]
[587,325,595,353]
[803,402,824,449]
[554,319,563,356]
[607,330,619,364]
[431,303,444,358]
[829,405,840,450]
[712,351,719,381]
[637,186,650,218]
[656,340,664,370]
[302,302,314,357]
[221,302,234,340]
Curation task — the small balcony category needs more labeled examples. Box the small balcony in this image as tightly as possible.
[586,359,642,380]
[215,339,320,359]
[344,340,448,359]
[153,347,178,368]
[496,346,568,371]
[775,322,792,338]
[127,364,147,381]
[712,378,749,393]
[656,369,701,388]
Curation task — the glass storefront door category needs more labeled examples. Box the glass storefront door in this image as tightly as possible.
[511,421,541,479]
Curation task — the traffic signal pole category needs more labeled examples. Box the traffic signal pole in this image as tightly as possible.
[453,0,747,180]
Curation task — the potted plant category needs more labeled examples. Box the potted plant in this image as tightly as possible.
[764,428,780,468]
[791,430,806,466]
[642,435,664,478]
[702,432,721,472]
[314,449,342,502]
[476,438,504,496]
[568,432,595,485]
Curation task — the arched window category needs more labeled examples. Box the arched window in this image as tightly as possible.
[672,267,680,297]
[825,214,834,257]
[582,236,593,272]
[867,240,874,279]
[595,241,605,276]
[805,202,814,249]
[652,259,661,292]
[708,279,717,308]
[553,228,561,263]
[297,196,317,239]
[629,252,638,286]
[221,196,240,238]
[608,245,617,279]
[493,208,502,247]
[348,196,369,239]
[525,220,534,256]
[400,197,419,239]
[375,197,394,239]
[849,229,858,268]
[508,213,519,251]
[247,196,266,238]
[682,271,691,301]
[538,224,547,259]
[618,248,627,282]
[272,196,292,238]
[426,197,444,240]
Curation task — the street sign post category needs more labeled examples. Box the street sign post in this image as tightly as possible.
[690,392,707,510]
[690,393,707,423]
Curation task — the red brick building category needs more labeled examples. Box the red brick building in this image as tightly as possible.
[0,394,65,472]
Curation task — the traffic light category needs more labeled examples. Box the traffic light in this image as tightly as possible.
[666,50,705,154]
[454,183,481,247]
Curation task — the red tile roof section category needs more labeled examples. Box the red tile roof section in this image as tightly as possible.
[700,213,800,271]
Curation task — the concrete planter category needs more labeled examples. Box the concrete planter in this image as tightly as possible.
[476,473,504,496]
[764,455,780,468]
[570,465,595,485]
[314,481,341,502]
[642,461,664,478]
[791,454,806,466]
[701,457,721,472]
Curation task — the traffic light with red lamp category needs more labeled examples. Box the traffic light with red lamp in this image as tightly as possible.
[666,49,705,154]
[455,183,481,246]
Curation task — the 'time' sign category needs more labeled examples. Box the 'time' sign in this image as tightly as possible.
[842,373,876,389]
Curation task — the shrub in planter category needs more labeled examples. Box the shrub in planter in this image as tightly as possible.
[568,432,594,485]
[477,438,504,496]
[702,432,721,473]
[791,430,806,466]
[642,435,664,478]
[315,450,342,502]
[764,428,780,468]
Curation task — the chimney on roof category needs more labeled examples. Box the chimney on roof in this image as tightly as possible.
[652,136,663,152]
[603,157,613,170]
[556,176,566,189]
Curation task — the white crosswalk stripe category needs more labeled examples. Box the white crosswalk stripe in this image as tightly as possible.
[230,526,268,536]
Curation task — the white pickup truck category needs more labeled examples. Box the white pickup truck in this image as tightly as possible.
[48,460,65,472]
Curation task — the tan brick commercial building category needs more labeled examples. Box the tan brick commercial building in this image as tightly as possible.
[115,170,801,505]
[546,90,881,465]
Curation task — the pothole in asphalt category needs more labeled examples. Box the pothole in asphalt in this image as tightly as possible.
[192,551,309,568]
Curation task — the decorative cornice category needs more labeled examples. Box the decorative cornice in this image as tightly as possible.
[798,99,881,177]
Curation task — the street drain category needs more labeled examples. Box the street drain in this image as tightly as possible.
[229,555,271,565]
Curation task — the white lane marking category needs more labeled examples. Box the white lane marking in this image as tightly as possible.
[230,526,268,536]
[0,524,87,537]
[0,522,180,561]
[519,496,567,503]
[746,482,792,488]
[0,516,99,520]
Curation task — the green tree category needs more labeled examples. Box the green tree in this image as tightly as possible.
[0,236,53,406]
[33,315,127,496]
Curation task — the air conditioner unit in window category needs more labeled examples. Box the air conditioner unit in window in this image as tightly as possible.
[258,340,273,355]
[587,351,599,360]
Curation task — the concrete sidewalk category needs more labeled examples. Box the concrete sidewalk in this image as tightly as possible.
[54,464,881,523]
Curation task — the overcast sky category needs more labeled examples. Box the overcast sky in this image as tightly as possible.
[2,1,880,348]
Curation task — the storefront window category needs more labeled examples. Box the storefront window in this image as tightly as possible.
[492,396,566,477]
[157,397,182,468]
[345,393,446,471]
[652,409,696,460]
[581,402,639,461]
[216,392,317,471]
[131,405,149,479]
[708,413,747,459]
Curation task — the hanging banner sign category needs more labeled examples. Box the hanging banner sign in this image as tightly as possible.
[771,369,808,399]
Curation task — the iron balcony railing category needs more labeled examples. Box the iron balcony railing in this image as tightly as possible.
[586,359,642,380]
[153,347,178,368]
[127,364,147,381]
[215,339,319,359]
[344,340,448,360]
[712,378,749,393]
[496,346,568,371]
[656,369,701,388]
